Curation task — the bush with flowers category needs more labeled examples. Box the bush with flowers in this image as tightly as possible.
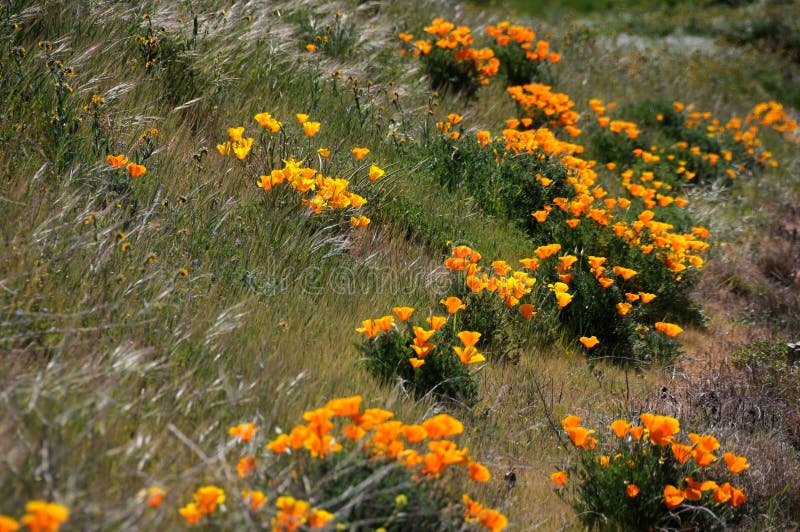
[219,398,506,530]
[485,21,560,86]
[552,414,750,530]
[399,18,500,97]
[424,118,706,363]
[357,304,484,405]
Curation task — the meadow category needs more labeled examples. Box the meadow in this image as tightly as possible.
[1,0,799,530]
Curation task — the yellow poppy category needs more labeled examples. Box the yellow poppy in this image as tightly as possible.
[369,164,385,181]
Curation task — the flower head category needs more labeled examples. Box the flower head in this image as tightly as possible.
[440,296,465,314]
[228,422,258,441]
[127,163,146,178]
[352,147,370,160]
[107,153,129,168]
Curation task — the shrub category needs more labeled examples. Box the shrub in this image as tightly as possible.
[357,307,482,406]
[399,18,499,97]
[554,414,750,530]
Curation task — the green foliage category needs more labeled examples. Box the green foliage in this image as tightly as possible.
[418,46,485,98]
[295,10,357,58]
[301,453,461,531]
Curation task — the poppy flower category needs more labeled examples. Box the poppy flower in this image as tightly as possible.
[296,114,309,124]
[179,503,201,524]
[453,345,485,365]
[422,414,463,439]
[519,303,536,319]
[550,471,568,486]
[580,336,599,349]
[724,452,750,474]
[654,321,683,337]
[241,490,267,511]
[626,484,640,498]
[307,509,334,528]
[0,516,19,531]
[457,330,481,347]
[427,315,447,330]
[140,486,166,508]
[612,266,637,280]
[663,485,684,509]
[409,357,425,369]
[597,277,614,289]
[305,43,316,52]
[237,456,255,478]
[440,296,466,314]
[369,164,385,181]
[468,462,491,482]
[672,442,693,464]
[640,414,680,446]
[555,291,573,308]
[479,509,508,532]
[107,153,128,168]
[350,215,370,228]
[566,426,597,449]
[303,121,321,137]
[393,307,414,321]
[193,486,225,514]
[356,319,380,338]
[351,147,370,160]
[610,419,630,438]
[127,163,146,177]
[266,434,290,454]
[228,422,258,441]
[561,415,581,430]
[317,147,330,158]
[616,302,632,316]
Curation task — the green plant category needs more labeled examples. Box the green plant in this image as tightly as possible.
[554,414,750,530]
[358,313,481,406]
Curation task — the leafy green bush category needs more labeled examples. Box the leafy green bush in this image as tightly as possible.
[554,414,750,530]
[358,313,480,406]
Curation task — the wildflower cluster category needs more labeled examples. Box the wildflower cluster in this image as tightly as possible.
[178,485,225,525]
[507,84,580,136]
[218,112,378,227]
[357,304,482,404]
[107,153,147,178]
[553,414,749,529]
[422,80,719,361]
[261,397,505,530]
[0,501,69,532]
[485,21,559,86]
[399,18,499,97]
[217,126,255,161]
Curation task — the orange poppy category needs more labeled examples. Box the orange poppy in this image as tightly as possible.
[723,452,750,474]
[107,153,128,168]
[440,296,466,314]
[663,485,685,509]
[551,471,568,486]
[127,163,146,177]
[580,336,599,349]
[351,147,370,160]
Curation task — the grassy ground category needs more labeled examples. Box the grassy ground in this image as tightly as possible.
[1,0,799,529]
